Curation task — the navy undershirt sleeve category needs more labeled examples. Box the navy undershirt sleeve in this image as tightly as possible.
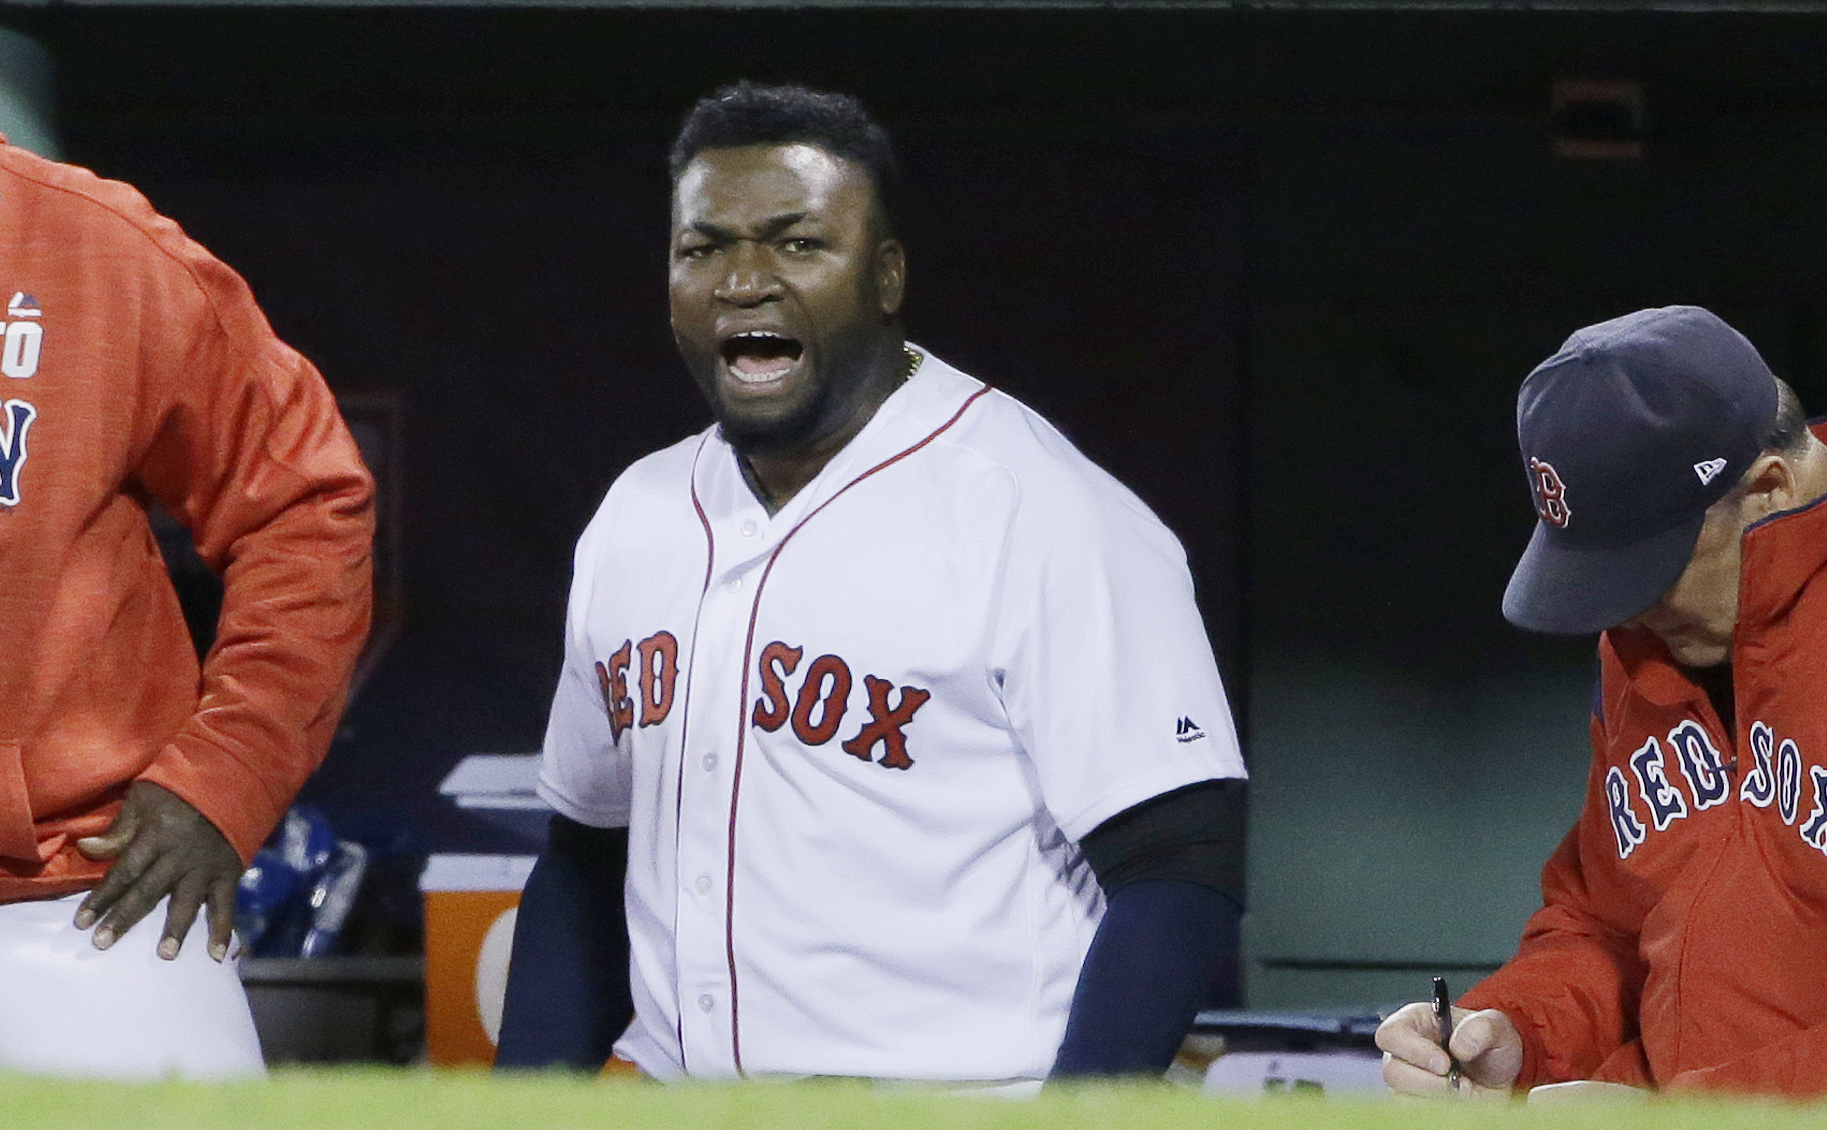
[1049,780,1247,1079]
[493,814,634,1071]
[1049,880,1242,1077]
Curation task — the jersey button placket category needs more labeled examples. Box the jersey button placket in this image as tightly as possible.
[674,543,745,1076]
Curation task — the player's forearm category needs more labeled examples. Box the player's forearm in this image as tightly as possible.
[1048,880,1240,1079]
[495,815,633,1071]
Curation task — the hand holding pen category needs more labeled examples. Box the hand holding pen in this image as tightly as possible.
[1374,979,1527,1097]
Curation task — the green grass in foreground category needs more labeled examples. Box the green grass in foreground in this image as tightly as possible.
[3,1068,1820,1130]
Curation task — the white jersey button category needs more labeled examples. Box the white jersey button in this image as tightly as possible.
[697,994,714,1013]
[695,874,713,895]
[701,752,718,772]
[741,520,758,537]
[723,577,742,594]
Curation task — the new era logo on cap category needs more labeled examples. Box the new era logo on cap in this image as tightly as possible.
[1693,458,1728,486]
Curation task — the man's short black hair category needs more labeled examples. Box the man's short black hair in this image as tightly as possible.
[669,81,900,232]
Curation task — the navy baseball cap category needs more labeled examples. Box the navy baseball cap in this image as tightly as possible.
[1502,306,1779,634]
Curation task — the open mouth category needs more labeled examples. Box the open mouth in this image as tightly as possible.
[720,331,804,386]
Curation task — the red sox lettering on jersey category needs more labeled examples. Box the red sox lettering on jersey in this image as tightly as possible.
[1604,718,1827,860]
[0,292,43,506]
[596,630,931,768]
[593,631,682,740]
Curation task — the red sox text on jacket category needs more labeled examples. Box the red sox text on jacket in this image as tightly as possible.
[1606,719,1827,860]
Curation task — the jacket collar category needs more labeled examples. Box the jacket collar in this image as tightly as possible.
[1603,420,1827,706]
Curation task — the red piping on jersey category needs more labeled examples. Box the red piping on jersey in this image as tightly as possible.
[724,383,992,1075]
[676,433,718,1072]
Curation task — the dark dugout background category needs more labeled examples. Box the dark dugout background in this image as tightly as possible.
[21,4,1827,1007]
[27,7,1248,843]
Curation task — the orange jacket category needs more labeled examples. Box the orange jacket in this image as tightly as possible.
[1462,427,1827,1097]
[0,142,374,901]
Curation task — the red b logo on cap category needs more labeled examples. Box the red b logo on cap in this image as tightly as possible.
[1529,457,1571,527]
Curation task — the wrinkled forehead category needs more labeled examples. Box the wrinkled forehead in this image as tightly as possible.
[671,142,877,229]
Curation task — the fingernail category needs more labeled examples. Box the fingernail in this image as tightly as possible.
[93,927,114,950]
[73,909,94,929]
[210,943,228,963]
[158,937,180,961]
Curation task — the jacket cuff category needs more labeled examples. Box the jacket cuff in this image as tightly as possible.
[140,738,287,865]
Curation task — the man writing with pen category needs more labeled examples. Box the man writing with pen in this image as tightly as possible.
[1378,307,1827,1098]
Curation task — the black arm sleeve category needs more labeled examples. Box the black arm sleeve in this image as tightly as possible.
[1049,779,1247,1079]
[493,813,634,1071]
[1076,777,1248,904]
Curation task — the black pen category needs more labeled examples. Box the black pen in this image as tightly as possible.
[1432,976,1463,1091]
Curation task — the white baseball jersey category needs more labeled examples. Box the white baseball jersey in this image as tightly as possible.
[537,348,1245,1083]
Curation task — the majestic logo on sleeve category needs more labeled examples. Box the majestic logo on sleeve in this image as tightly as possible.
[751,640,931,770]
[1528,457,1571,527]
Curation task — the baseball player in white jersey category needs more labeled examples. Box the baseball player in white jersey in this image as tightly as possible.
[496,82,1248,1086]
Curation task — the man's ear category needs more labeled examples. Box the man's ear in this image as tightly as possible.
[1742,453,1800,519]
[876,239,906,319]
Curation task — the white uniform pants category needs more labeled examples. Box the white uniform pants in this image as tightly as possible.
[0,892,265,1080]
